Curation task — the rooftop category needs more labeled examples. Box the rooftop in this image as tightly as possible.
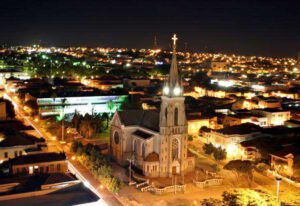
[217,123,262,135]
[9,152,66,166]
[133,129,153,140]
[118,109,159,132]
[0,131,44,148]
[0,178,99,206]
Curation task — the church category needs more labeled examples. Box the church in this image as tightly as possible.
[110,35,195,178]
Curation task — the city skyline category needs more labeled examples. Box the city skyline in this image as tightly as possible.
[1,0,300,57]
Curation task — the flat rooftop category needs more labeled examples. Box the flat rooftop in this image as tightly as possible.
[0,182,99,206]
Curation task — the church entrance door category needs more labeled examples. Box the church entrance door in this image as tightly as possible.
[171,160,180,175]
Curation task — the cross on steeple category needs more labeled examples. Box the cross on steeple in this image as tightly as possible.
[172,34,178,49]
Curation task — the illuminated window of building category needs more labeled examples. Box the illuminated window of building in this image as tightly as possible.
[165,107,168,120]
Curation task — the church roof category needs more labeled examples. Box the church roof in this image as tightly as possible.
[118,110,159,132]
[133,129,153,140]
[144,152,159,162]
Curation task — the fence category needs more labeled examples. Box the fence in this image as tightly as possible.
[140,183,186,195]
[193,178,223,189]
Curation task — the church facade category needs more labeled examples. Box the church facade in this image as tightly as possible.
[110,35,195,178]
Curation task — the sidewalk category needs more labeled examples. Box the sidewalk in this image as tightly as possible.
[68,157,124,206]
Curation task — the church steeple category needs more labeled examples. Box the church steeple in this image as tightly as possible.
[163,34,183,97]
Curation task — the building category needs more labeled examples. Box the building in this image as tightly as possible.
[9,152,67,176]
[0,174,100,205]
[187,114,216,135]
[252,108,291,126]
[0,121,47,163]
[0,102,6,119]
[203,123,262,159]
[223,114,268,127]
[239,139,262,160]
[270,145,300,179]
[25,91,127,117]
[0,68,30,85]
[124,78,151,87]
[204,61,228,72]
[83,78,123,91]
[110,35,195,178]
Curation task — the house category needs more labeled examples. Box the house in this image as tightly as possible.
[239,139,262,160]
[187,114,216,135]
[203,123,262,159]
[0,121,47,163]
[271,145,300,179]
[8,152,67,176]
[223,113,268,127]
[0,102,6,119]
[251,108,291,126]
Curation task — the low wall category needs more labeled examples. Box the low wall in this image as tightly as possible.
[141,184,186,195]
[193,178,223,189]
[267,170,300,188]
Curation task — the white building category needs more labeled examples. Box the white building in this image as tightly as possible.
[251,108,291,126]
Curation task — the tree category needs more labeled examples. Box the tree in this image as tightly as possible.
[224,160,253,187]
[188,135,194,142]
[76,142,84,155]
[213,146,227,162]
[106,100,115,116]
[222,191,239,206]
[203,143,215,155]
[71,111,81,129]
[79,114,95,138]
[71,141,79,153]
[102,112,110,129]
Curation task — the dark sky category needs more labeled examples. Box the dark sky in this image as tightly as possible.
[1,0,300,57]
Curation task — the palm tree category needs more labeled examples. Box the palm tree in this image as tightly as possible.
[106,100,115,116]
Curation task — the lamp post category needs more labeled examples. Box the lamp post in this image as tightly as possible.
[276,177,282,205]
[127,154,134,185]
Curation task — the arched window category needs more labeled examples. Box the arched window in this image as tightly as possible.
[174,107,179,126]
[172,138,179,160]
[142,143,146,158]
[114,132,120,144]
[165,107,168,120]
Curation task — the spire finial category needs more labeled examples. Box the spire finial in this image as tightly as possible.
[172,34,178,50]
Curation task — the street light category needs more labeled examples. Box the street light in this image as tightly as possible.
[275,177,282,205]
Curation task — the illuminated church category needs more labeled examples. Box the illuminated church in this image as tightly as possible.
[110,35,195,178]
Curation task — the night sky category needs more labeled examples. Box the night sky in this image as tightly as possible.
[1,0,300,57]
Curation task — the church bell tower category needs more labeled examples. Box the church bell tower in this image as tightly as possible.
[159,34,189,177]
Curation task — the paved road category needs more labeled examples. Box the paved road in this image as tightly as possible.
[4,92,123,206]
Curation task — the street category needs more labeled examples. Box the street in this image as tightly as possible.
[3,92,123,206]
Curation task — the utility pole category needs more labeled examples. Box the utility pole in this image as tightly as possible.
[276,177,282,205]
[154,35,158,49]
[184,42,188,53]
[61,98,66,142]
[127,154,134,185]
